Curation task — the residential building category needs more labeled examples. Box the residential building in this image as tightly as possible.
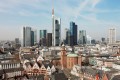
[0,53,24,79]
[23,59,56,76]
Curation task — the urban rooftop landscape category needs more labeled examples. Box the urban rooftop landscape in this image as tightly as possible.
[0,0,120,80]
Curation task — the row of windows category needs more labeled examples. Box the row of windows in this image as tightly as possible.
[1,63,20,69]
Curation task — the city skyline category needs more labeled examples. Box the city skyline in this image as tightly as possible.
[0,0,120,40]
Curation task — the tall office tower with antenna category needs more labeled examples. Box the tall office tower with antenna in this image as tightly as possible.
[52,0,61,46]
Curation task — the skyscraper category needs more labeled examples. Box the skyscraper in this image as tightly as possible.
[34,30,37,44]
[23,27,31,47]
[108,28,116,44]
[70,21,77,46]
[64,28,69,45]
[79,30,87,45]
[22,27,36,47]
[46,33,52,47]
[39,30,47,46]
[31,30,34,46]
[101,37,105,43]
[87,35,91,44]
[52,9,61,46]
[15,38,19,44]
[15,38,20,48]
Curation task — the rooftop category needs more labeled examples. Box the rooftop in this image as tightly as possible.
[67,53,78,57]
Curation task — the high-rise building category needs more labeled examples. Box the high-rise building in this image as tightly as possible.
[91,39,96,44]
[79,30,87,45]
[108,28,116,44]
[15,38,21,48]
[52,6,61,46]
[31,30,34,46]
[15,38,19,44]
[70,21,77,46]
[46,33,52,47]
[39,30,47,46]
[64,28,69,45]
[23,27,31,47]
[87,35,91,44]
[101,37,105,43]
[40,30,47,39]
[34,30,37,44]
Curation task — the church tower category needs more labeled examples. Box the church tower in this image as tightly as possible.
[61,44,67,70]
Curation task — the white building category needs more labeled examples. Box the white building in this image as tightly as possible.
[22,27,32,47]
[108,28,116,44]
[52,9,61,46]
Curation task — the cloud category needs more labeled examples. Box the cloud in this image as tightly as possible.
[91,0,101,8]
[74,0,89,20]
[71,0,101,23]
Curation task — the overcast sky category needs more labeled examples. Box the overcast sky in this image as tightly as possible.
[0,0,120,41]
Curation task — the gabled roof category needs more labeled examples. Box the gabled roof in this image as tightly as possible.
[30,61,35,67]
[37,55,44,61]
[25,62,31,67]
[42,60,53,68]
[32,62,39,69]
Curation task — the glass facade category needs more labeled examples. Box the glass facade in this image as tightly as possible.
[52,17,61,46]
[79,30,87,45]
[39,30,47,46]
[69,21,77,46]
[23,27,31,47]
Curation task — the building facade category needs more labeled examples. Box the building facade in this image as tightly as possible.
[108,28,116,44]
[34,30,37,45]
[31,30,34,46]
[52,9,61,46]
[46,33,52,47]
[61,45,67,70]
[65,28,70,45]
[67,54,78,69]
[70,22,77,46]
[79,30,87,45]
[39,30,47,46]
[23,27,31,47]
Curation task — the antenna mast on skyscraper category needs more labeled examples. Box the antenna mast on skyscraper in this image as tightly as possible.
[52,0,54,15]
